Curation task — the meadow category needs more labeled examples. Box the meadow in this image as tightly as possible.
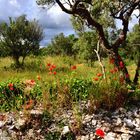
[0,55,140,139]
[0,56,139,112]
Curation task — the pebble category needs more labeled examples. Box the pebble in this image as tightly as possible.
[0,104,140,140]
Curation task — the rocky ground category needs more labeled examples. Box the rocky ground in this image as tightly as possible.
[0,102,140,140]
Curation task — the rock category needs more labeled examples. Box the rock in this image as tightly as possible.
[114,126,133,134]
[91,119,97,126]
[104,132,116,140]
[28,129,34,137]
[0,121,5,128]
[62,126,70,135]
[116,118,122,126]
[124,118,135,129]
[121,133,131,140]
[136,128,140,132]
[14,118,26,130]
[30,109,43,115]
[0,130,10,140]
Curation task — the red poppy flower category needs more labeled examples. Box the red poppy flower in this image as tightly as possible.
[49,67,53,71]
[125,74,129,78]
[97,73,103,77]
[53,71,57,75]
[71,65,76,70]
[94,77,99,81]
[109,58,115,64]
[8,83,13,87]
[119,61,124,68]
[31,79,35,83]
[47,63,51,67]
[95,129,105,138]
[48,71,52,75]
[10,87,14,91]
[114,67,118,72]
[37,75,41,80]
[51,64,56,69]
[110,69,114,74]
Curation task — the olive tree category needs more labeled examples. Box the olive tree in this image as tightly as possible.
[0,15,43,67]
[36,0,140,84]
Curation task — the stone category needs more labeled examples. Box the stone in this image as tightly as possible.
[62,126,70,135]
[28,129,34,137]
[14,118,26,130]
[104,132,116,140]
[116,118,122,126]
[121,133,131,140]
[124,118,135,129]
[91,119,97,126]
[0,121,5,128]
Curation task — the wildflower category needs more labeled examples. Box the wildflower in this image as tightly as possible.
[47,63,51,67]
[10,87,14,91]
[25,80,36,87]
[8,83,13,87]
[51,64,56,69]
[48,71,52,75]
[25,99,34,110]
[114,67,118,72]
[37,75,41,80]
[48,67,52,71]
[109,58,115,64]
[71,65,77,70]
[125,74,129,78]
[119,61,124,68]
[53,71,57,75]
[110,69,114,74]
[8,83,14,90]
[95,129,105,138]
[94,77,99,81]
[97,73,103,77]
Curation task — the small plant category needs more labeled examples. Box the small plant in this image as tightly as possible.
[0,79,24,111]
[69,78,94,101]
[45,131,61,140]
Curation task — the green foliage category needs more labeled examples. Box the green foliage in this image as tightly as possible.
[0,78,42,111]
[0,79,24,111]
[126,24,140,61]
[73,31,107,63]
[45,131,61,140]
[46,33,77,56]
[42,110,53,127]
[0,15,43,67]
[69,78,93,101]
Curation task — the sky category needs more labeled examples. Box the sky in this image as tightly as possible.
[0,0,75,46]
[0,0,139,46]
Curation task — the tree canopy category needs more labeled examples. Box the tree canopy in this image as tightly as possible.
[36,0,140,84]
[0,15,43,67]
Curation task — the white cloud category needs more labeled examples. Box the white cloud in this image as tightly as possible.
[0,0,74,45]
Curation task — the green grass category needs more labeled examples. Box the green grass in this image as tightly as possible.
[0,55,139,112]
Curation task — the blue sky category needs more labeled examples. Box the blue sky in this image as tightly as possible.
[0,0,139,46]
[0,0,75,46]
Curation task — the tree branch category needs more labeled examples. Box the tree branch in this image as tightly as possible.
[112,1,140,50]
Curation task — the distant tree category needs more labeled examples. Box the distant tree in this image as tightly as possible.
[37,0,140,84]
[126,24,140,84]
[0,41,9,57]
[0,15,43,67]
[46,33,77,56]
[73,31,107,65]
